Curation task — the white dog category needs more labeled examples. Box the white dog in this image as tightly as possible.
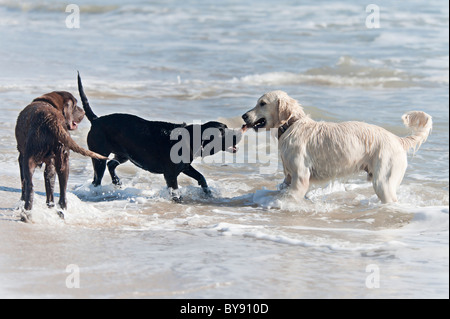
[242,90,432,203]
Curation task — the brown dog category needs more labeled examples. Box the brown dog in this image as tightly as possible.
[15,91,107,221]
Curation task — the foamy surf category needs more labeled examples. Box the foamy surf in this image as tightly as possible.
[207,221,409,252]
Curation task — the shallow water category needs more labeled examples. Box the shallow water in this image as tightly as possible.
[0,0,448,298]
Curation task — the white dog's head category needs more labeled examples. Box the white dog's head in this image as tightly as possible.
[242,91,304,131]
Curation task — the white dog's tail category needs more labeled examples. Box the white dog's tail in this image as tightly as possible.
[400,111,432,152]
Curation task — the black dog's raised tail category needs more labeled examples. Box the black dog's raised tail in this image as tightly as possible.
[77,71,98,122]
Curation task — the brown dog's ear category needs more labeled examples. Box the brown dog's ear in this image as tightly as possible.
[33,92,65,112]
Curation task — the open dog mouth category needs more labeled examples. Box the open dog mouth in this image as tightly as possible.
[225,128,244,153]
[226,145,238,153]
[244,118,266,130]
[68,121,80,130]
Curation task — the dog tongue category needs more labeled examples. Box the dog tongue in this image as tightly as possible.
[241,124,248,132]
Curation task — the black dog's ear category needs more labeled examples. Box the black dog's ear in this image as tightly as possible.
[203,121,228,130]
[200,131,214,147]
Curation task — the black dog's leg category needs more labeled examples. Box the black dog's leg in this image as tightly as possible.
[87,130,109,187]
[44,159,56,208]
[164,173,182,203]
[107,154,128,186]
[183,165,212,197]
[92,158,107,187]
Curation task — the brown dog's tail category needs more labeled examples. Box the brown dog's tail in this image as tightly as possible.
[55,124,108,160]
[77,71,98,122]
[400,111,432,153]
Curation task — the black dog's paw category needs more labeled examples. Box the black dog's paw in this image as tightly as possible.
[112,182,123,190]
[202,187,213,198]
[278,182,290,190]
[169,187,183,203]
[112,177,122,187]
[172,196,183,203]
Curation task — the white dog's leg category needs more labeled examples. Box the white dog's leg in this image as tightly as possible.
[286,169,310,201]
[372,155,407,203]
[372,178,393,203]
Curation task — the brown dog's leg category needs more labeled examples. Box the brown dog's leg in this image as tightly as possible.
[22,156,37,211]
[18,154,25,201]
[44,159,56,208]
[55,150,69,213]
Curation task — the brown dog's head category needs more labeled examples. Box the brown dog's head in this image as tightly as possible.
[33,91,85,130]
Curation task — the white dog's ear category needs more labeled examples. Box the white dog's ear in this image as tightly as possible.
[278,95,296,123]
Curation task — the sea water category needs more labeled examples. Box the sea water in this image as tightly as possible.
[0,0,448,298]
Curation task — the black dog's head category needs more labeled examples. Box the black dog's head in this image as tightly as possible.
[169,121,243,164]
[176,121,243,159]
[198,121,243,157]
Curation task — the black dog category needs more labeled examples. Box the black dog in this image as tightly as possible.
[78,73,242,201]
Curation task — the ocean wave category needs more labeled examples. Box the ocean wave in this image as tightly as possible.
[235,56,445,88]
[1,56,446,105]
[80,56,446,99]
